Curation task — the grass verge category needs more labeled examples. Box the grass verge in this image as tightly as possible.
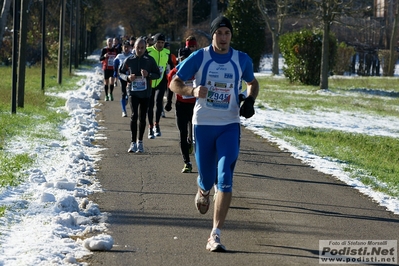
[0,65,86,188]
[269,127,399,196]
[257,75,399,197]
[257,76,399,117]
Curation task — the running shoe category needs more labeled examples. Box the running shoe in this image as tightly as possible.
[105,95,109,101]
[122,112,127,117]
[154,125,161,137]
[137,141,144,153]
[181,163,192,173]
[128,142,137,153]
[109,94,114,101]
[161,111,166,118]
[148,128,155,139]
[195,189,210,214]
[206,234,226,252]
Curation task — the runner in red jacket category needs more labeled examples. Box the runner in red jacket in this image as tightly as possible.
[99,38,117,101]
[166,47,196,173]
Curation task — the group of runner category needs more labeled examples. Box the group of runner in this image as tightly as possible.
[100,33,198,172]
[100,16,259,253]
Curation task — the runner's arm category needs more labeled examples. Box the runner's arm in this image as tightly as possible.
[99,49,107,61]
[245,78,259,100]
[169,76,192,96]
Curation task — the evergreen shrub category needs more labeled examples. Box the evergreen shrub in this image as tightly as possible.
[279,29,337,85]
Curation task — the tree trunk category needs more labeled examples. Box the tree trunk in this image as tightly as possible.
[256,0,288,76]
[320,21,330,90]
[387,2,399,76]
[271,32,280,75]
[0,0,12,50]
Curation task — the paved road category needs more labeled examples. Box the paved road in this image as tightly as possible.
[86,86,399,266]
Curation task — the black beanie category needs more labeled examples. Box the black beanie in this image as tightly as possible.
[154,33,165,42]
[210,16,233,37]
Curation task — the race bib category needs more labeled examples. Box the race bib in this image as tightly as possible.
[107,55,115,66]
[131,77,147,91]
[205,81,233,110]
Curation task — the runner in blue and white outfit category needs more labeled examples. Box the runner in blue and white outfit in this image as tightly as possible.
[114,40,133,117]
[170,16,259,252]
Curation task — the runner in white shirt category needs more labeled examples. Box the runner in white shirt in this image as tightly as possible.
[170,16,259,252]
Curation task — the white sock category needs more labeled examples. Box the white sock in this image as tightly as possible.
[211,228,221,237]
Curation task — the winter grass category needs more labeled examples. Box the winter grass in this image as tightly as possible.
[0,66,84,189]
[257,76,399,197]
[258,77,399,117]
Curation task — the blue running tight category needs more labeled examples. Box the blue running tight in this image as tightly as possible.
[194,123,240,193]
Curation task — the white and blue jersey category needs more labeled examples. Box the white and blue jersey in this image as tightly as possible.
[176,45,255,193]
[114,52,132,78]
[176,45,255,126]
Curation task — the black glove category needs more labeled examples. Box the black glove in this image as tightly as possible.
[240,96,255,118]
[164,101,172,112]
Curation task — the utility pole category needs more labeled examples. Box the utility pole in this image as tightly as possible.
[81,11,86,61]
[11,0,20,114]
[17,0,29,108]
[69,0,73,74]
[41,0,46,91]
[83,14,87,60]
[74,0,80,68]
[58,0,66,84]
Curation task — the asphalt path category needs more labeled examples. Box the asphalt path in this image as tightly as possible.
[86,85,399,266]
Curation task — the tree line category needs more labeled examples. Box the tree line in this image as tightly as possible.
[1,0,398,88]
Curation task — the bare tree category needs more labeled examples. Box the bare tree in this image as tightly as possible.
[313,0,360,90]
[257,0,293,75]
[0,0,12,50]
